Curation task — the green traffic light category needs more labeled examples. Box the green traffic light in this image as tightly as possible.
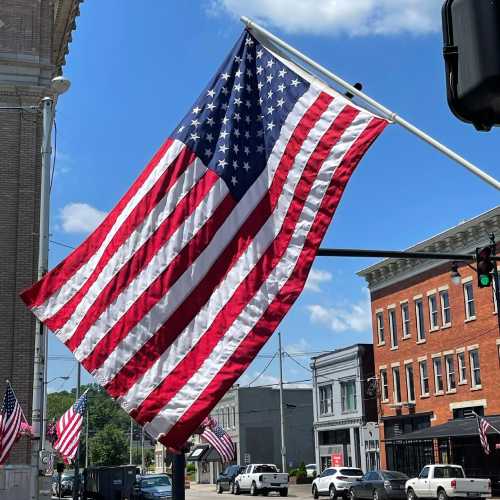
[479,274,492,287]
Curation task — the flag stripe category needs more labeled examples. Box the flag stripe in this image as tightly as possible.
[103,90,333,400]
[0,406,21,463]
[65,166,218,352]
[133,101,358,423]
[160,116,387,448]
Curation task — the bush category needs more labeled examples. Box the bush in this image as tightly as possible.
[186,463,196,473]
[295,472,313,484]
[288,468,299,477]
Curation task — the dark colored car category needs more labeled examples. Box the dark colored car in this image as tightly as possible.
[349,470,409,500]
[131,474,172,500]
[52,471,80,498]
[216,465,245,494]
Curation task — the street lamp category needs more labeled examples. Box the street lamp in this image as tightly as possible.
[450,262,462,285]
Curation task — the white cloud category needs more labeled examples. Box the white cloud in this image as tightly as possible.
[307,288,371,333]
[304,268,332,292]
[210,0,440,36]
[286,337,311,355]
[238,372,280,387]
[60,202,107,234]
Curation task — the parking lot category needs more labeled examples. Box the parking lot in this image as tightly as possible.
[187,482,313,499]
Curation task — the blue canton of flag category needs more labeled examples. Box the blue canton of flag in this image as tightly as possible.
[175,32,308,200]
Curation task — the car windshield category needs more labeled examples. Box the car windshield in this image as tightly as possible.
[254,465,278,473]
[141,476,171,488]
[340,469,363,477]
[382,471,409,480]
[433,467,464,479]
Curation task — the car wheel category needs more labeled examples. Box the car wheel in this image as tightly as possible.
[330,485,337,500]
[217,482,224,494]
[280,487,288,497]
[407,488,418,500]
[373,490,379,500]
[230,482,235,494]
[234,482,241,495]
[313,485,319,499]
[438,489,448,500]
[250,481,258,496]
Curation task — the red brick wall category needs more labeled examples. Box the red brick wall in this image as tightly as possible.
[370,261,499,467]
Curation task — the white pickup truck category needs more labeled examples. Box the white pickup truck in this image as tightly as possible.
[234,463,289,496]
[406,465,491,500]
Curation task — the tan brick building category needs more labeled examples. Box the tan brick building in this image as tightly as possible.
[0,0,81,463]
[358,206,500,480]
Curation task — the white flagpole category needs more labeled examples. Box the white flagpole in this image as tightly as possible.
[240,16,500,191]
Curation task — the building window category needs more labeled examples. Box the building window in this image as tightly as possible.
[232,407,236,428]
[428,294,439,330]
[463,281,476,320]
[469,349,481,388]
[433,357,444,393]
[392,367,401,403]
[405,364,415,403]
[419,360,429,396]
[401,302,410,338]
[457,352,467,384]
[440,290,451,326]
[380,369,389,402]
[389,308,398,348]
[376,312,385,344]
[319,384,334,415]
[341,380,357,413]
[415,299,425,341]
[445,355,456,391]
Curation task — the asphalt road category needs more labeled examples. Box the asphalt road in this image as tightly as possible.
[187,483,313,499]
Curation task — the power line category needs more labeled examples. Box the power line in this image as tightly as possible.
[285,352,312,372]
[247,352,277,386]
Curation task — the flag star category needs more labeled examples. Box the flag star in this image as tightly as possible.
[243,161,250,171]
[233,144,239,154]
[257,81,264,91]
[192,106,201,114]
[257,145,264,153]
[219,144,228,153]
[277,83,286,92]
[266,59,275,68]
[234,129,240,137]
[234,83,243,92]
[221,102,229,110]
[190,132,200,142]
[256,49,263,59]
[246,53,253,62]
[218,158,227,168]
[204,148,212,157]
[267,90,274,99]
[278,68,287,78]
[257,114,264,122]
[207,102,216,111]
[245,100,251,108]
[246,69,253,78]
[245,36,254,46]
[245,115,251,124]
[266,74,273,84]
[231,176,238,185]
[221,87,229,95]
[220,129,229,139]
[258,97,264,105]
[233,160,239,169]
[191,119,200,127]
[235,69,242,78]
[221,72,230,81]
[207,117,215,126]
[291,78,300,87]
[244,131,250,139]
[207,89,216,98]
[178,125,185,133]
[256,66,263,75]
[234,113,241,122]
[257,128,264,136]
[234,55,242,63]
[244,146,250,154]
[206,133,214,142]
[222,116,229,125]
[245,84,252,93]
[276,97,285,107]
[267,106,274,115]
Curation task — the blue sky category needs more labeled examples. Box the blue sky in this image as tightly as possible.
[46,0,499,393]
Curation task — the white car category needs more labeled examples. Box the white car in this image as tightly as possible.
[312,467,364,499]
[234,463,289,496]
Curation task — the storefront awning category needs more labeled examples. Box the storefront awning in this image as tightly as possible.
[385,415,500,441]
[186,444,222,462]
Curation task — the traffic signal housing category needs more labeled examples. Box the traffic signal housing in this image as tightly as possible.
[476,246,494,288]
[442,0,500,131]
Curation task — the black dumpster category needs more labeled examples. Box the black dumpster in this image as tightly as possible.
[83,465,138,500]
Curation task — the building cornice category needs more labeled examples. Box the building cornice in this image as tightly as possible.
[357,206,500,293]
[53,0,84,74]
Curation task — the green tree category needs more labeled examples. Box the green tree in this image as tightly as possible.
[90,423,129,466]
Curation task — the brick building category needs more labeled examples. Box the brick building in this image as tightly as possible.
[0,0,81,463]
[358,206,500,479]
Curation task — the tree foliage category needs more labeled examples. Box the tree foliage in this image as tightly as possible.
[90,423,129,466]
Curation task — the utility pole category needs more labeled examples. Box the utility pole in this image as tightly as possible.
[72,362,81,500]
[85,408,89,468]
[141,427,145,473]
[278,331,286,473]
[129,418,133,465]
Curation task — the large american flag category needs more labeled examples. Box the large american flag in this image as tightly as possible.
[21,31,387,450]
[0,384,25,464]
[202,416,235,463]
[477,415,491,455]
[54,392,87,463]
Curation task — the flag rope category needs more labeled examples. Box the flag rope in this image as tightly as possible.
[241,16,500,191]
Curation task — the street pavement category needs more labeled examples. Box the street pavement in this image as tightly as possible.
[187,482,313,499]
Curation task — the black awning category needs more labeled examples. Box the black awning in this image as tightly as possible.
[385,415,500,441]
[186,444,222,462]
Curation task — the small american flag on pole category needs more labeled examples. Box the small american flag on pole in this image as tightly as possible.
[0,383,27,465]
[477,415,491,455]
[54,392,88,463]
[202,416,235,463]
[21,30,387,450]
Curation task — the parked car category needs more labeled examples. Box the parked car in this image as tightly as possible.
[234,463,289,496]
[131,474,172,500]
[307,464,318,478]
[349,470,409,500]
[216,465,245,494]
[52,471,77,498]
[405,465,491,500]
[312,467,364,499]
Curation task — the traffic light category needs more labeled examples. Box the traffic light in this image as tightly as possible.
[476,246,494,288]
[442,0,500,131]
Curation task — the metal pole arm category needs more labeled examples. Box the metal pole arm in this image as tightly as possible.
[241,16,500,191]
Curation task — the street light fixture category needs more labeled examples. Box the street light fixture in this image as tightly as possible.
[450,262,461,285]
[50,76,71,96]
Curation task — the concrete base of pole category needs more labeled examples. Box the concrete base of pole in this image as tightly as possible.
[172,453,186,500]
